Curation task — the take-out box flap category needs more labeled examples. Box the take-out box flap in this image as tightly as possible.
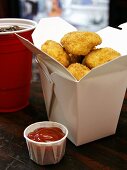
[32,17,77,49]
[119,22,127,30]
[97,26,127,55]
[16,17,127,146]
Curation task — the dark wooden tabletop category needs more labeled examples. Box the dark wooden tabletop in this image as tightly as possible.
[0,81,127,170]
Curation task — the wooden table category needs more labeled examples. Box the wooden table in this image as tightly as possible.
[0,82,127,170]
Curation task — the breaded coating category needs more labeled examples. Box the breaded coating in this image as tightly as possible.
[60,31,102,56]
[41,40,70,67]
[67,63,90,80]
[82,47,121,69]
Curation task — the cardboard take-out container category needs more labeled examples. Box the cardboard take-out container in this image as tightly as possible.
[16,17,127,146]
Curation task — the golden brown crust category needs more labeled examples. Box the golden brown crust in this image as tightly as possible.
[41,32,121,80]
[67,63,90,80]
[82,47,121,69]
[41,40,70,67]
[60,31,102,56]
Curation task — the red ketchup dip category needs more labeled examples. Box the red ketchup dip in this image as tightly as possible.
[27,127,65,142]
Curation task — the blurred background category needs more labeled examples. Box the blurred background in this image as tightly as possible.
[0,0,110,31]
[0,0,127,81]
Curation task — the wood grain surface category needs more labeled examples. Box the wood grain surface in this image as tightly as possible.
[0,82,127,170]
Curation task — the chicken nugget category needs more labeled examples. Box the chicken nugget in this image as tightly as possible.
[82,47,121,69]
[60,31,102,56]
[41,40,69,67]
[67,63,90,80]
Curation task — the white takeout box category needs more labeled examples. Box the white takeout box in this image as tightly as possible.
[16,17,127,146]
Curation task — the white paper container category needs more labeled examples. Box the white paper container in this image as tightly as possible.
[17,17,127,146]
[24,121,68,165]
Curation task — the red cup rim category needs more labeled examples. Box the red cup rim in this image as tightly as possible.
[0,18,37,35]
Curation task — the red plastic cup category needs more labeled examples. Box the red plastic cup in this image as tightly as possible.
[0,18,37,112]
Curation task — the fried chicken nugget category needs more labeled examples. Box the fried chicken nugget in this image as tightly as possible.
[67,63,90,80]
[60,31,102,56]
[82,47,121,69]
[41,40,69,67]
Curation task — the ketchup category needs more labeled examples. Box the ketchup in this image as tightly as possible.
[27,127,65,142]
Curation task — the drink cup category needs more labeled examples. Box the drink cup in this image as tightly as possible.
[0,18,37,112]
